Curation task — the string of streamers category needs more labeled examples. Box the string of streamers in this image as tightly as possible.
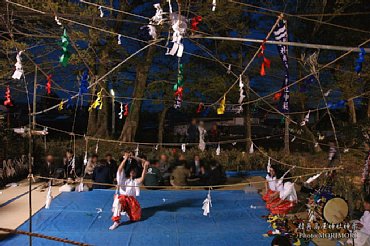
[217,95,226,114]
[355,47,366,74]
[59,29,70,66]
[46,74,52,95]
[12,51,24,80]
[273,20,289,113]
[174,64,184,108]
[191,16,202,32]
[4,86,13,106]
[166,3,187,58]
[88,89,103,111]
[258,39,271,76]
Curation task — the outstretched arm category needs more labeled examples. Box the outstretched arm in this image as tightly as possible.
[117,155,128,174]
[135,161,149,184]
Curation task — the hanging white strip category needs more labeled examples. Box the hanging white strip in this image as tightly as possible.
[181,144,186,152]
[98,6,104,17]
[12,51,24,80]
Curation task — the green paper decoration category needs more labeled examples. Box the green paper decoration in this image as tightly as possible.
[59,29,70,66]
[173,64,184,91]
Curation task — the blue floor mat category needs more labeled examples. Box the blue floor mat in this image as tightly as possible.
[1,190,273,246]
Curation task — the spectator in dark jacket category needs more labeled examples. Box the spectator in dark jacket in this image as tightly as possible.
[187,119,199,143]
[206,159,226,186]
[105,153,117,180]
[92,160,113,189]
[144,160,163,187]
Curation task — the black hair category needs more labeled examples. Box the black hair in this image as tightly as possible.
[271,235,291,246]
[269,164,279,175]
[105,153,112,157]
[150,159,159,165]
[92,154,98,158]
[364,195,370,204]
[66,149,74,154]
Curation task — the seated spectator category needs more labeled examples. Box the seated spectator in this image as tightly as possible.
[159,154,170,175]
[170,160,191,186]
[189,154,203,177]
[105,153,117,180]
[84,154,98,179]
[206,159,226,186]
[63,149,82,179]
[92,160,113,189]
[39,154,57,182]
[144,160,163,188]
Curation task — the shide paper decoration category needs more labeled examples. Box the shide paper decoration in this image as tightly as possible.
[300,110,310,126]
[54,16,62,26]
[58,101,64,111]
[212,0,217,11]
[217,96,226,115]
[4,86,13,106]
[117,34,122,45]
[191,16,202,32]
[174,64,184,109]
[216,144,221,155]
[202,189,212,216]
[79,71,89,95]
[196,103,204,113]
[167,13,187,57]
[59,29,70,67]
[89,89,103,111]
[124,104,129,116]
[12,51,24,80]
[46,75,52,95]
[119,103,123,119]
[237,75,246,113]
[98,6,104,18]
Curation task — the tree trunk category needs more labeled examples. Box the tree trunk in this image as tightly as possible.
[348,98,357,124]
[86,84,98,136]
[244,77,252,151]
[119,45,157,142]
[284,117,290,155]
[158,106,169,148]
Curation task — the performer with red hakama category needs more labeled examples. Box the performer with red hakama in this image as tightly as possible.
[262,164,278,202]
[109,153,149,230]
[269,174,297,215]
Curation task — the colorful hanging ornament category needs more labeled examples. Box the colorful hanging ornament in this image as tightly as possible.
[191,16,202,32]
[119,103,123,119]
[217,95,226,115]
[202,189,212,216]
[89,89,103,111]
[58,101,64,111]
[4,86,13,106]
[258,39,271,76]
[12,51,24,80]
[98,6,104,18]
[273,91,282,101]
[174,64,185,109]
[46,74,52,95]
[355,47,366,74]
[300,110,310,126]
[212,0,217,11]
[196,103,204,113]
[124,104,129,116]
[80,71,89,95]
[59,29,70,67]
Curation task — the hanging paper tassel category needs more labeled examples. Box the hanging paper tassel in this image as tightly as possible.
[4,86,13,106]
[249,142,254,154]
[150,3,165,25]
[355,47,366,74]
[291,136,296,142]
[227,64,231,74]
[124,104,129,116]
[135,145,139,157]
[59,29,70,67]
[305,173,321,184]
[216,144,220,156]
[95,140,99,154]
[343,148,349,153]
[119,103,123,119]
[83,152,88,165]
[80,71,89,95]
[89,89,103,111]
[155,144,159,151]
[117,34,122,45]
[258,40,271,76]
[238,75,246,104]
[196,103,204,113]
[54,16,62,26]
[58,101,64,111]
[181,144,186,153]
[324,89,331,97]
[45,181,53,209]
[212,0,217,11]
[12,51,24,80]
[75,178,84,192]
[46,74,52,95]
[98,6,104,18]
[300,110,310,126]
[217,96,226,115]
[191,16,202,32]
[202,189,212,216]
[267,157,271,173]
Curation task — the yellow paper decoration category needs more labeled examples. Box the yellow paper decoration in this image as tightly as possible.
[89,89,103,111]
[217,95,226,115]
[58,101,64,111]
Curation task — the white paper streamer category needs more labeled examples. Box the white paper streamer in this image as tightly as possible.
[212,0,217,11]
[216,144,220,156]
[119,103,123,119]
[155,144,159,151]
[135,144,139,157]
[45,182,53,209]
[12,51,24,80]
[238,75,246,104]
[54,16,62,26]
[249,142,254,154]
[166,13,187,58]
[267,157,271,173]
[95,141,99,154]
[117,34,122,45]
[83,152,88,165]
[227,64,231,74]
[343,148,349,153]
[147,25,157,40]
[318,133,324,140]
[202,189,212,216]
[324,89,332,97]
[291,136,296,142]
[75,179,84,192]
[305,173,321,184]
[98,6,104,18]
[181,144,186,153]
[150,3,164,25]
[300,110,310,126]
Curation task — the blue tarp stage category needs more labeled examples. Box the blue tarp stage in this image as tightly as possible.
[2,190,273,246]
